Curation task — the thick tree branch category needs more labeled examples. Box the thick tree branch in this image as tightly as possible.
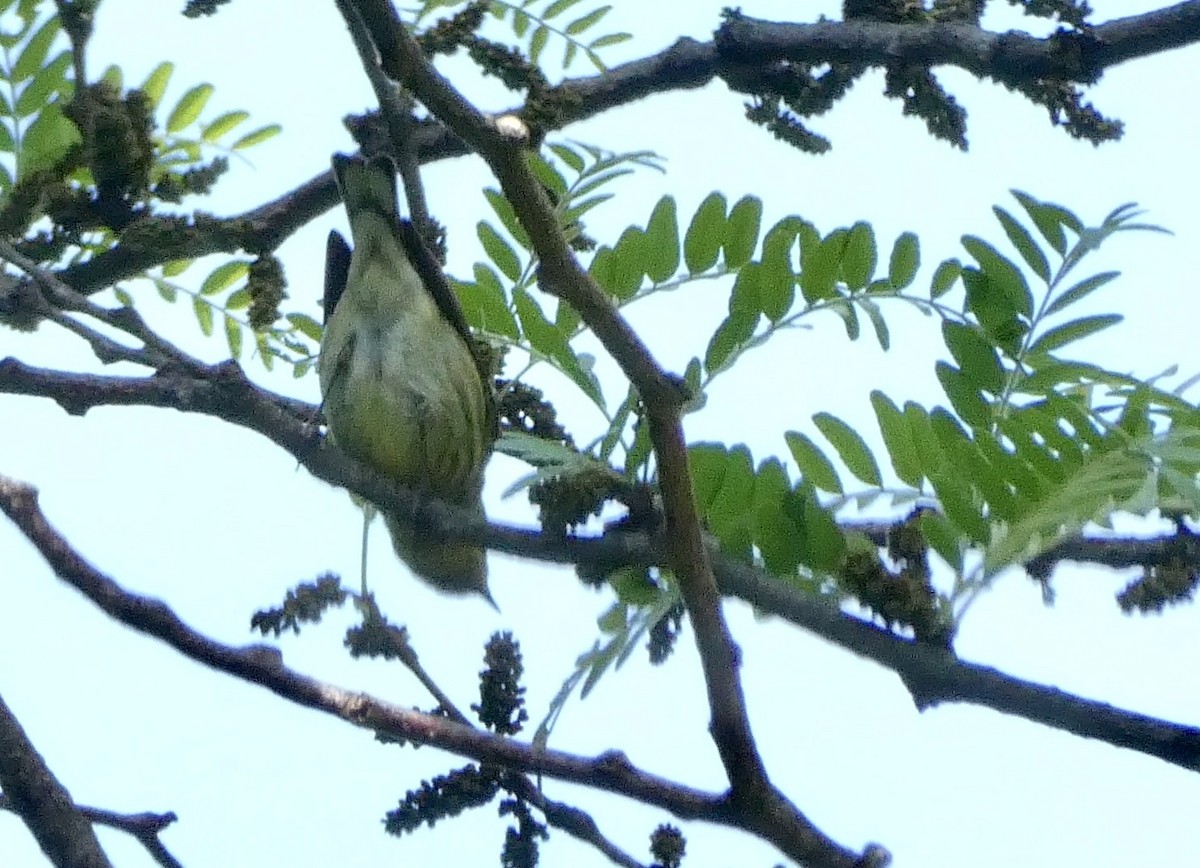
[718,555,1200,771]
[0,472,877,868]
[349,0,784,827]
[716,3,1200,85]
[29,4,1196,303]
[0,692,113,867]
[2,358,1199,773]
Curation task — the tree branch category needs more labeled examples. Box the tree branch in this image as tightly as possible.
[27,4,1196,304]
[348,599,646,868]
[0,692,113,867]
[348,0,787,829]
[0,472,879,868]
[714,3,1200,85]
[0,795,182,868]
[2,358,1198,773]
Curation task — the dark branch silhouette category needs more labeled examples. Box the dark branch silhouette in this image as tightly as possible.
[0,472,879,868]
[0,693,114,867]
[23,4,1196,303]
[2,356,1198,774]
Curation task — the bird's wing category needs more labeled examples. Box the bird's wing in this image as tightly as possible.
[323,229,352,324]
[397,218,499,443]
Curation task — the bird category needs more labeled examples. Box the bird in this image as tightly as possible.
[319,152,497,605]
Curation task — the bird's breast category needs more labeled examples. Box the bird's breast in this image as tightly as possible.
[320,297,488,499]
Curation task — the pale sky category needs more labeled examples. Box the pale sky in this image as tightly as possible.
[2,1,1198,866]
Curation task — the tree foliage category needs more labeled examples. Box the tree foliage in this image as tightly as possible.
[2,1,1200,867]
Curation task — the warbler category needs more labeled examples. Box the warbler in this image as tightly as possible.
[320,153,497,604]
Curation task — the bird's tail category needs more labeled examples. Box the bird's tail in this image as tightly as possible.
[383,510,495,608]
[332,154,399,224]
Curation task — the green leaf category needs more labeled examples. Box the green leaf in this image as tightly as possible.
[983,447,1149,575]
[961,235,1033,318]
[162,259,193,278]
[962,268,1027,357]
[547,143,584,172]
[588,31,631,49]
[930,258,962,299]
[918,511,964,573]
[888,231,919,289]
[993,206,1050,283]
[529,25,549,64]
[729,262,761,317]
[200,260,247,296]
[828,298,859,341]
[565,5,610,35]
[459,266,519,339]
[99,64,122,90]
[555,296,581,336]
[167,83,214,133]
[13,14,60,83]
[542,0,582,18]
[704,310,756,377]
[527,152,567,198]
[19,102,80,179]
[230,124,281,150]
[753,459,802,575]
[1011,189,1080,256]
[482,188,532,250]
[0,122,14,153]
[903,402,946,476]
[512,8,531,37]
[690,442,730,513]
[684,192,726,274]
[601,228,646,298]
[942,321,1005,394]
[936,361,991,428]
[757,222,796,322]
[152,279,176,302]
[785,431,842,493]
[723,195,761,269]
[800,229,845,303]
[841,222,876,291]
[193,297,214,336]
[15,50,70,117]
[929,469,990,546]
[513,287,603,407]
[706,445,755,560]
[225,287,251,311]
[286,312,323,342]
[813,412,882,486]
[224,314,243,358]
[871,391,923,488]
[140,62,174,109]
[477,221,523,281]
[1044,270,1119,316]
[795,486,846,572]
[1027,314,1122,357]
[858,297,890,350]
[202,110,249,142]
[643,196,679,283]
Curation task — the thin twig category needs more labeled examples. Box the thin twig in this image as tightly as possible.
[0,795,182,868]
[0,240,204,373]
